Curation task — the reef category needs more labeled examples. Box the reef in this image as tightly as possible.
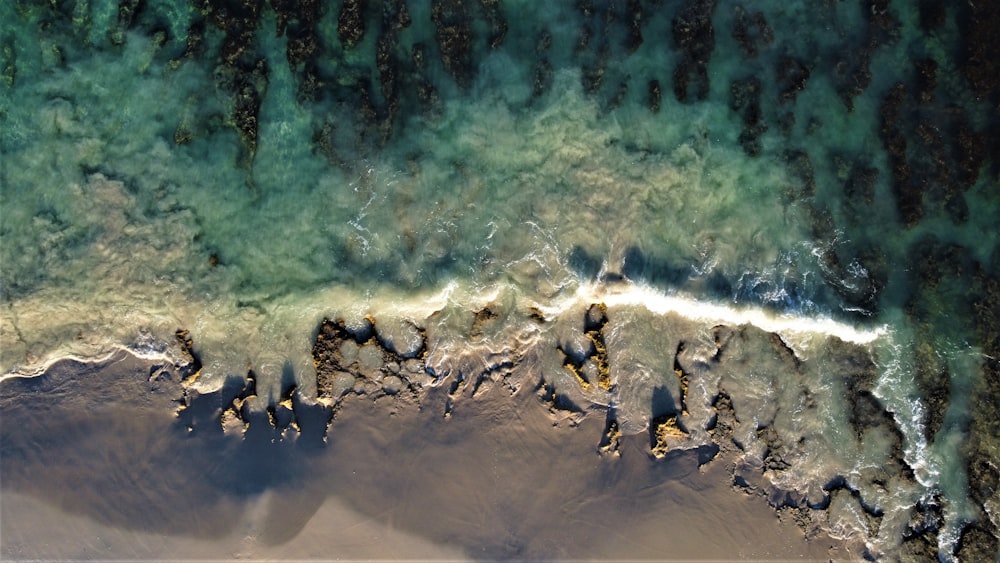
[834,0,898,112]
[729,76,766,157]
[877,73,993,228]
[312,316,429,408]
[558,304,611,392]
[775,55,809,105]
[431,0,474,89]
[158,300,931,558]
[337,0,367,49]
[731,6,772,59]
[962,262,1000,558]
[957,1,1000,108]
[670,0,716,103]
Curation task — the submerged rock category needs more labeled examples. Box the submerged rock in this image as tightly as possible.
[671,0,716,102]
[338,0,367,49]
[731,7,772,58]
[432,0,474,88]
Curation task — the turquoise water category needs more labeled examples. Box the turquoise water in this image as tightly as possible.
[1,0,997,559]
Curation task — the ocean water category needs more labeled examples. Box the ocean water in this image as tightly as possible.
[1,0,997,560]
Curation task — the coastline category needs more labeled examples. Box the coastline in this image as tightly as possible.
[1,0,997,559]
[1,349,847,561]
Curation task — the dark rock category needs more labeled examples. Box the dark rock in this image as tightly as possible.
[672,343,690,415]
[582,61,606,94]
[478,0,508,49]
[575,23,592,53]
[117,0,143,30]
[270,0,293,36]
[822,479,885,539]
[708,389,740,453]
[956,522,1000,562]
[757,426,790,471]
[783,149,884,314]
[844,163,879,206]
[110,0,143,45]
[231,58,269,168]
[905,238,974,441]
[432,0,474,88]
[775,111,794,135]
[833,2,899,112]
[598,407,621,456]
[672,0,715,59]
[338,0,367,49]
[470,307,499,340]
[879,82,921,226]
[2,34,16,88]
[559,304,611,392]
[954,121,988,189]
[312,316,425,408]
[175,329,202,380]
[210,0,263,68]
[572,0,614,98]
[529,31,554,100]
[835,54,872,112]
[606,78,628,110]
[355,77,380,138]
[536,30,552,54]
[919,0,947,30]
[532,58,553,99]
[671,0,716,102]
[867,0,897,35]
[783,149,816,199]
[178,17,206,61]
[731,6,773,58]
[958,1,1000,105]
[915,58,937,104]
[837,353,915,485]
[624,0,644,54]
[412,43,442,117]
[967,454,999,508]
[372,0,411,143]
[648,79,661,113]
[282,0,320,69]
[776,55,810,104]
[961,265,1000,560]
[900,494,943,561]
[535,377,584,418]
[729,77,766,157]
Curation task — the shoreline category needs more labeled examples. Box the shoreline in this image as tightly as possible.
[0,346,862,560]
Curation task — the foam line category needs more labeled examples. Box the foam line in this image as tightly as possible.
[536,281,888,344]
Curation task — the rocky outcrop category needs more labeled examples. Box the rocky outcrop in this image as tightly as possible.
[958,1,1000,107]
[730,6,772,59]
[431,0,474,89]
[671,0,716,103]
[337,0,367,49]
[729,77,766,157]
[558,304,611,392]
[312,317,429,408]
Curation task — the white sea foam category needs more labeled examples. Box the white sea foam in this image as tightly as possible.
[573,281,887,344]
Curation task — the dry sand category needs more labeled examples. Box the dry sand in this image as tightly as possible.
[1,352,847,560]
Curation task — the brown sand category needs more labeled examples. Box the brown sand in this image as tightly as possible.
[0,352,847,560]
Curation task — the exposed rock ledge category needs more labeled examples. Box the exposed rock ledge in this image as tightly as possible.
[142,298,930,559]
[2,295,949,559]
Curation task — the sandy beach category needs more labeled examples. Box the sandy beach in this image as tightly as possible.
[1,351,845,561]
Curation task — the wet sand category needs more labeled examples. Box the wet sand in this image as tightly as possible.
[1,352,845,560]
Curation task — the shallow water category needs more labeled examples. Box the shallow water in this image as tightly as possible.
[1,0,997,560]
